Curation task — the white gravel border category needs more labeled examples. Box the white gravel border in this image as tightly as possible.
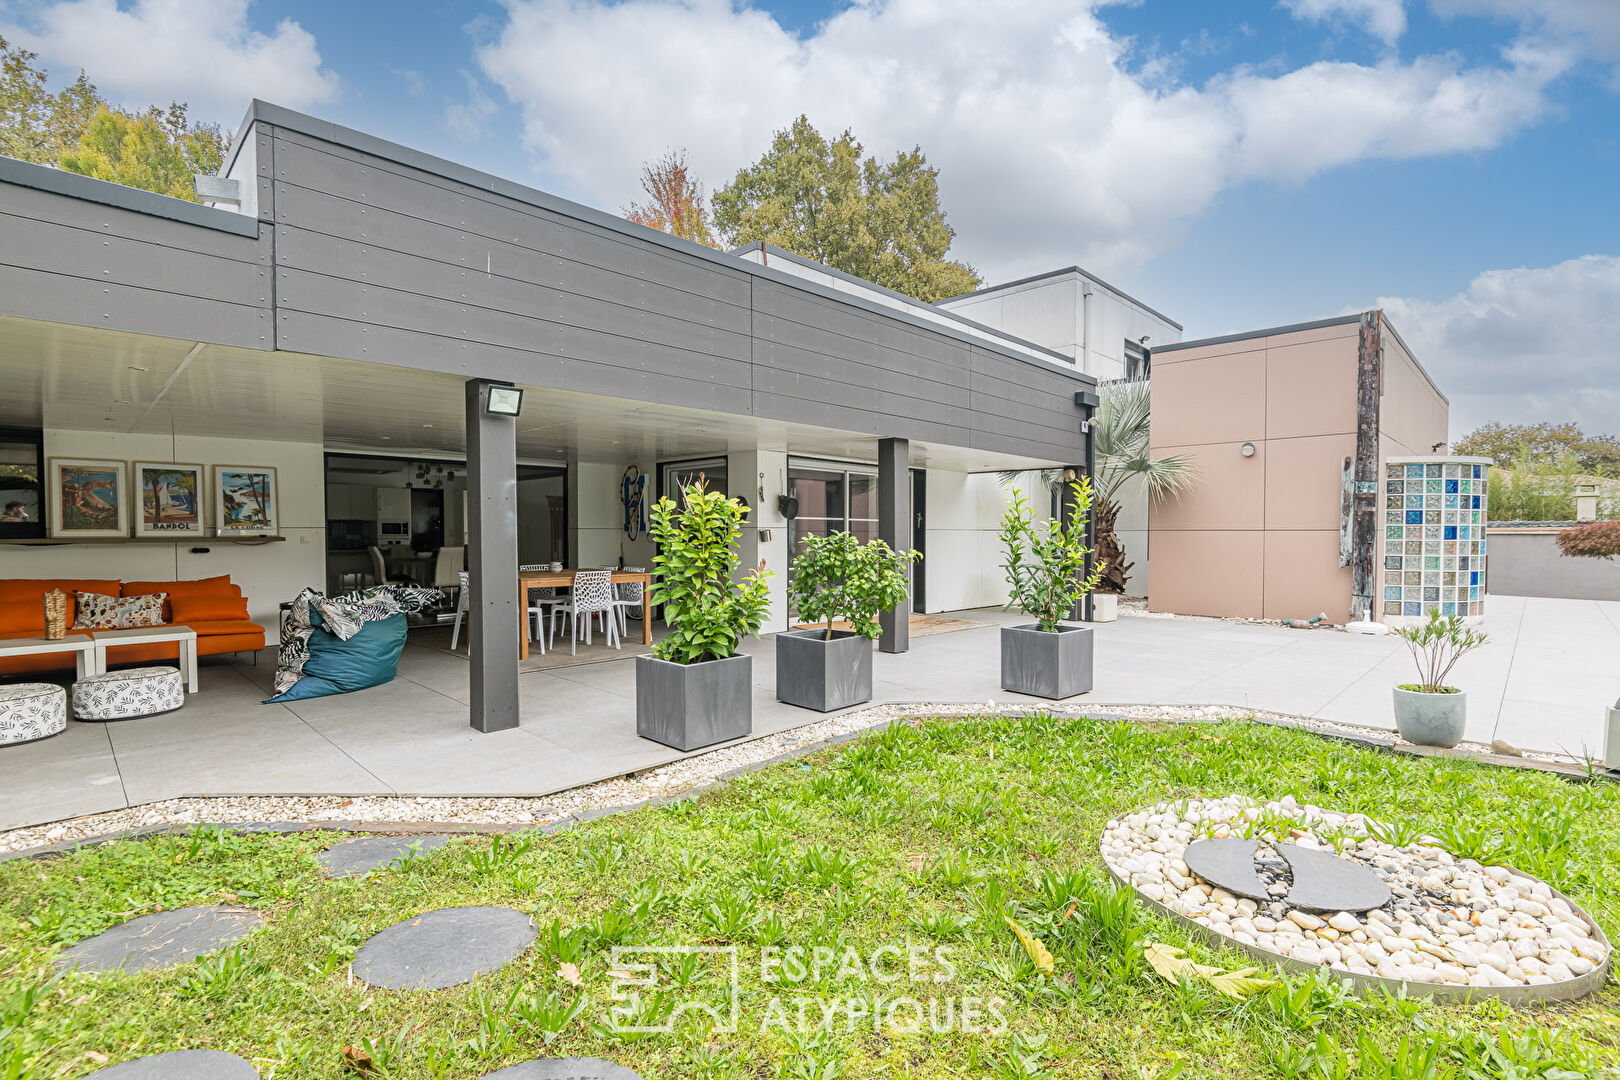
[0,701,1589,856]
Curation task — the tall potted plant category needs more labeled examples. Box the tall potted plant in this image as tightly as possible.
[999,477,1103,699]
[1391,608,1487,747]
[637,482,772,750]
[778,531,919,712]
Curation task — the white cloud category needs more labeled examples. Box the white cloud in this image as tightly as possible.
[1433,0,1620,60]
[1282,0,1407,45]
[3,0,339,124]
[475,0,1570,280]
[443,72,497,142]
[1377,255,1620,436]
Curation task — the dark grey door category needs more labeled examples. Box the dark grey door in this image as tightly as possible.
[911,469,926,612]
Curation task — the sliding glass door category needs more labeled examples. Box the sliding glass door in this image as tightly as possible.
[786,459,880,611]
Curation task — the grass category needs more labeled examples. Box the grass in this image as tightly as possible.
[1,713,1617,1079]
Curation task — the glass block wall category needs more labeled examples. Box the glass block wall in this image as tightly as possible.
[1381,455,1492,627]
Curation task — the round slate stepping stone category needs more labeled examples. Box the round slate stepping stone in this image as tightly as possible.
[82,1049,258,1078]
[1183,838,1272,901]
[1280,843,1392,913]
[480,1060,643,1079]
[56,906,262,974]
[353,906,535,990]
[318,834,453,877]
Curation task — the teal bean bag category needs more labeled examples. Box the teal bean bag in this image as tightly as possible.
[264,611,408,703]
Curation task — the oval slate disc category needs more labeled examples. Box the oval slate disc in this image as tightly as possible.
[56,907,263,974]
[353,906,535,990]
[480,1060,644,1080]
[1281,844,1392,913]
[83,1049,259,1079]
[318,834,453,878]
[1181,838,1272,901]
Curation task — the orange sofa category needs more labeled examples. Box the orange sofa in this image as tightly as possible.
[0,575,266,676]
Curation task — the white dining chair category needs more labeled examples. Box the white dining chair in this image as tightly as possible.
[612,568,646,637]
[550,570,618,654]
[526,586,558,655]
[450,571,471,650]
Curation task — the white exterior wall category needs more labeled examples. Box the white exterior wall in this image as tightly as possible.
[922,470,1049,613]
[0,429,326,644]
[938,270,1181,381]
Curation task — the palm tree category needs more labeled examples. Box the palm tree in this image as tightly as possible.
[1000,378,1194,594]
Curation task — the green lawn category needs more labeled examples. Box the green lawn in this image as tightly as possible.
[2,713,1617,1079]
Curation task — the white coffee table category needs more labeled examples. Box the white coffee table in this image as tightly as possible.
[91,626,200,693]
[0,636,102,679]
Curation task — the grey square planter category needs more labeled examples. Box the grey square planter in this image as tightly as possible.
[1000,624,1093,700]
[776,629,873,712]
[636,653,752,751]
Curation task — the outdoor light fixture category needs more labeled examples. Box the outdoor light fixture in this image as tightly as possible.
[485,385,524,416]
[1241,442,1256,457]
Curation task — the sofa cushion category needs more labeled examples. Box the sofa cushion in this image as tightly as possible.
[185,619,266,639]
[73,591,167,630]
[122,575,239,623]
[170,588,249,624]
[0,579,123,633]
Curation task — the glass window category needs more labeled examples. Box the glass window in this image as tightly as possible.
[787,460,881,610]
[661,458,727,506]
[0,429,44,538]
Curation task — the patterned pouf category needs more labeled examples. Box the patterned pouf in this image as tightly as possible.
[72,667,184,722]
[0,683,67,746]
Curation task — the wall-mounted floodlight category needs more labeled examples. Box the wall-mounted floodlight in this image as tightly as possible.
[485,385,524,416]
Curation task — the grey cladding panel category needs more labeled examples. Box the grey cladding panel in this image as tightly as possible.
[0,183,266,260]
[0,265,268,348]
[749,338,970,409]
[751,364,966,428]
[750,309,969,391]
[276,310,755,414]
[0,212,268,307]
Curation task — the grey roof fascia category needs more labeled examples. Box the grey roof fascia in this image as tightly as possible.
[937,265,1184,331]
[0,154,259,238]
[234,101,1095,388]
[728,241,1081,368]
[1150,314,1363,353]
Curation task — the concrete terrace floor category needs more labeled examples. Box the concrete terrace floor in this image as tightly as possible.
[1,594,1615,832]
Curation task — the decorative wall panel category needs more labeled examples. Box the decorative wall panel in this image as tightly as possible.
[1381,456,1491,627]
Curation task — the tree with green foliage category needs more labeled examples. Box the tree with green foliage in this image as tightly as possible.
[60,104,225,201]
[712,115,981,302]
[1455,421,1620,476]
[1,36,101,165]
[647,481,773,664]
[999,477,1103,632]
[787,531,919,640]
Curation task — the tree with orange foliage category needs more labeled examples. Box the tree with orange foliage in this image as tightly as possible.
[625,149,716,247]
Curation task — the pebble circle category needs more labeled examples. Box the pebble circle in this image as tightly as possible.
[81,1049,259,1078]
[1101,795,1610,991]
[353,906,536,990]
[318,834,453,877]
[480,1059,644,1079]
[56,906,262,974]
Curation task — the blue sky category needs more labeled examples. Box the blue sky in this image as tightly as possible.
[4,0,1618,436]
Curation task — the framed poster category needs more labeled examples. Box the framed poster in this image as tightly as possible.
[47,458,129,538]
[133,461,205,537]
[214,465,279,537]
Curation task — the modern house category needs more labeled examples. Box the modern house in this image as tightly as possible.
[0,101,1097,732]
[1146,313,1449,622]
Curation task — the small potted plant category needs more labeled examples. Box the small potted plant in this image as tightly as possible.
[637,482,772,750]
[998,478,1103,699]
[778,531,919,712]
[1392,608,1488,747]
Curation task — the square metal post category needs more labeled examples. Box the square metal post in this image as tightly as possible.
[466,379,521,733]
[878,437,910,654]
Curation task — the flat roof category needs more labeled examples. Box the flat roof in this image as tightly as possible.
[937,265,1183,331]
[1150,314,1362,353]
[222,101,1092,386]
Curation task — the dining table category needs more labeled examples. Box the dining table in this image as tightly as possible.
[518,568,655,658]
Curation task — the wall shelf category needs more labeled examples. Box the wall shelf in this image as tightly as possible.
[0,536,288,547]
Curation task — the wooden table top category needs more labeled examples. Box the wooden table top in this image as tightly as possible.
[518,568,652,587]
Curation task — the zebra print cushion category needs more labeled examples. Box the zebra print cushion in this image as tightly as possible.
[0,683,67,746]
[72,667,184,721]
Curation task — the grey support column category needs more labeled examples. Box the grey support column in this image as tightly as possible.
[465,379,520,733]
[877,437,910,654]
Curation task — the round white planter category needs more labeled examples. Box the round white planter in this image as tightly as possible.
[1392,686,1466,747]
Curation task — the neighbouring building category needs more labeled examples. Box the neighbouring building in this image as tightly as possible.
[1146,312,1449,623]
[0,100,1095,732]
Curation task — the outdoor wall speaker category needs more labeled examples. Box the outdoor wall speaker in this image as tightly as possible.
[777,495,799,520]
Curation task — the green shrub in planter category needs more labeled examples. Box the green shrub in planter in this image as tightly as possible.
[778,532,919,711]
[638,482,773,750]
[998,477,1103,699]
[1391,608,1488,747]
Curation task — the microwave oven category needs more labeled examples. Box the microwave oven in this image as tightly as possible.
[380,521,409,537]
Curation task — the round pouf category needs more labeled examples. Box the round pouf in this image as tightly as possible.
[72,666,184,721]
[0,683,67,746]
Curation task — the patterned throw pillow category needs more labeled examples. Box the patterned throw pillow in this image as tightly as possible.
[72,591,167,629]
